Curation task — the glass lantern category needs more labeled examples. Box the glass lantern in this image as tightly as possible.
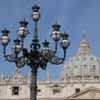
[1,28,10,46]
[51,22,61,41]
[18,19,29,38]
[12,39,22,54]
[32,4,41,22]
[42,39,50,57]
[61,32,70,49]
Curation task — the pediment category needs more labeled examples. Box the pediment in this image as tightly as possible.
[68,87,100,99]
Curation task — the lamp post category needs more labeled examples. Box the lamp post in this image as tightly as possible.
[0,4,70,100]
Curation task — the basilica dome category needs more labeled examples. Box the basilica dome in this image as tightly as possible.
[61,34,100,80]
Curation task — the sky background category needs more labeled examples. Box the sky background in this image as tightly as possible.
[0,0,100,80]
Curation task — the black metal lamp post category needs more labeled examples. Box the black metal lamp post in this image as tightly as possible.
[1,4,70,100]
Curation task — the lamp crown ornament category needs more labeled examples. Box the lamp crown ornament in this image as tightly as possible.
[1,28,10,35]
[19,18,28,27]
[32,4,40,11]
[52,21,61,31]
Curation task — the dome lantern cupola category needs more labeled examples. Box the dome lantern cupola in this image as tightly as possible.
[77,34,91,56]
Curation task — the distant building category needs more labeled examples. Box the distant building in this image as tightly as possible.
[0,34,100,100]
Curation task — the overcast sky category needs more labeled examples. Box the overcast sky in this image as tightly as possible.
[0,0,100,80]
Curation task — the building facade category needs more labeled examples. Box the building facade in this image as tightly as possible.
[0,35,100,100]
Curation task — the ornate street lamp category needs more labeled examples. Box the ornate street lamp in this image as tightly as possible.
[0,4,70,100]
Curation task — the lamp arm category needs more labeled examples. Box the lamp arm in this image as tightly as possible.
[63,48,66,61]
[21,38,24,48]
[15,56,28,68]
[50,55,64,65]
[3,46,7,57]
[49,42,67,65]
[33,22,38,42]
[54,41,58,54]
[3,53,17,62]
[49,49,67,65]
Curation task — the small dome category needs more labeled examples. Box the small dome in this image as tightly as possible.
[9,68,25,82]
[61,34,100,80]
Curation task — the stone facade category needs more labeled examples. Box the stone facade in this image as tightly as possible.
[0,34,100,100]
